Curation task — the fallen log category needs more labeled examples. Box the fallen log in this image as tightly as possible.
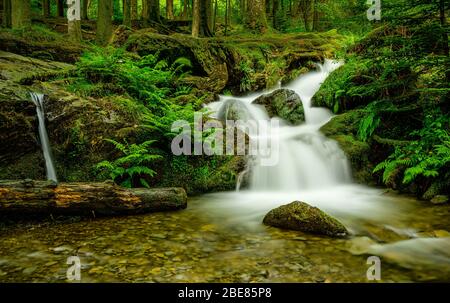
[0,180,187,217]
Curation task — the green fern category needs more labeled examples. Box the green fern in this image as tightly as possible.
[96,139,162,188]
[373,112,450,185]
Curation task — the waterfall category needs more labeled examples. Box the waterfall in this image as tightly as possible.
[30,92,58,182]
[208,59,351,192]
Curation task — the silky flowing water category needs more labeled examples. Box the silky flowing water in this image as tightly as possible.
[0,195,449,282]
[0,61,448,282]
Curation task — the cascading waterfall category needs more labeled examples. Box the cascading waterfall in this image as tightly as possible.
[209,59,351,192]
[203,60,400,226]
[30,92,58,182]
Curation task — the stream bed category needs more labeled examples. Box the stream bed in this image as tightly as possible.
[0,188,449,283]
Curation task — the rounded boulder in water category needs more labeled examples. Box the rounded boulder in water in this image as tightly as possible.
[252,89,304,125]
[263,201,348,237]
[217,99,250,122]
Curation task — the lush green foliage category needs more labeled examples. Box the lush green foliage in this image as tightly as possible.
[96,139,163,188]
[71,47,192,111]
[374,112,450,185]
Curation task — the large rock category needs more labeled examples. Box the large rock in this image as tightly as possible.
[252,89,305,124]
[319,110,374,184]
[263,201,348,237]
[217,99,251,122]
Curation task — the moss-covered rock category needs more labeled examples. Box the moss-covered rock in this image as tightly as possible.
[0,27,84,63]
[253,89,305,124]
[263,201,348,237]
[319,110,375,184]
[0,51,74,84]
[124,30,342,94]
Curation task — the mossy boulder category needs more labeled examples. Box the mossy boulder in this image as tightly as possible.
[320,110,374,184]
[125,31,231,93]
[263,201,348,237]
[252,89,305,124]
[0,27,84,63]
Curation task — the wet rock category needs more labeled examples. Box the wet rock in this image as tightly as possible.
[262,201,348,237]
[217,99,250,122]
[433,230,450,238]
[345,236,376,255]
[252,89,305,125]
[430,195,449,205]
[319,110,374,184]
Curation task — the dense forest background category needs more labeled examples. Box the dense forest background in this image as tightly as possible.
[0,0,449,202]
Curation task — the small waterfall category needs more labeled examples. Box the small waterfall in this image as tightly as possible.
[208,59,351,192]
[30,92,58,182]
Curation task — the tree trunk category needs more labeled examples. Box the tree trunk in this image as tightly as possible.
[272,0,279,28]
[245,0,268,33]
[123,0,131,27]
[312,0,319,31]
[183,0,188,18]
[43,0,50,17]
[2,0,12,28]
[142,0,147,20]
[225,0,229,35]
[213,0,218,32]
[130,0,137,20]
[11,0,31,29]
[96,0,113,46]
[57,0,64,17]
[166,0,174,19]
[144,0,160,24]
[439,0,449,57]
[199,0,212,36]
[81,0,89,20]
[192,0,200,37]
[67,0,82,41]
[0,180,187,217]
[240,0,246,23]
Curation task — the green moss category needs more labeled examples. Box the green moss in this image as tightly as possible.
[263,201,348,237]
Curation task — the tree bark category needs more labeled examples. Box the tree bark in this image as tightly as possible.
[68,20,82,41]
[183,0,188,18]
[57,0,64,17]
[81,0,89,20]
[240,0,246,23]
[166,0,174,19]
[11,0,31,29]
[43,0,51,18]
[0,180,187,216]
[96,0,113,46]
[213,0,218,32]
[439,0,449,57]
[192,0,200,37]
[67,0,82,41]
[225,0,229,35]
[245,0,268,33]
[123,0,131,27]
[130,0,137,20]
[2,0,12,28]
[144,0,160,24]
[272,0,279,28]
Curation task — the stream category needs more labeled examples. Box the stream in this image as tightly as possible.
[0,61,449,282]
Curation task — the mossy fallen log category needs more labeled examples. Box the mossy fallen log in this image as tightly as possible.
[0,180,187,216]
